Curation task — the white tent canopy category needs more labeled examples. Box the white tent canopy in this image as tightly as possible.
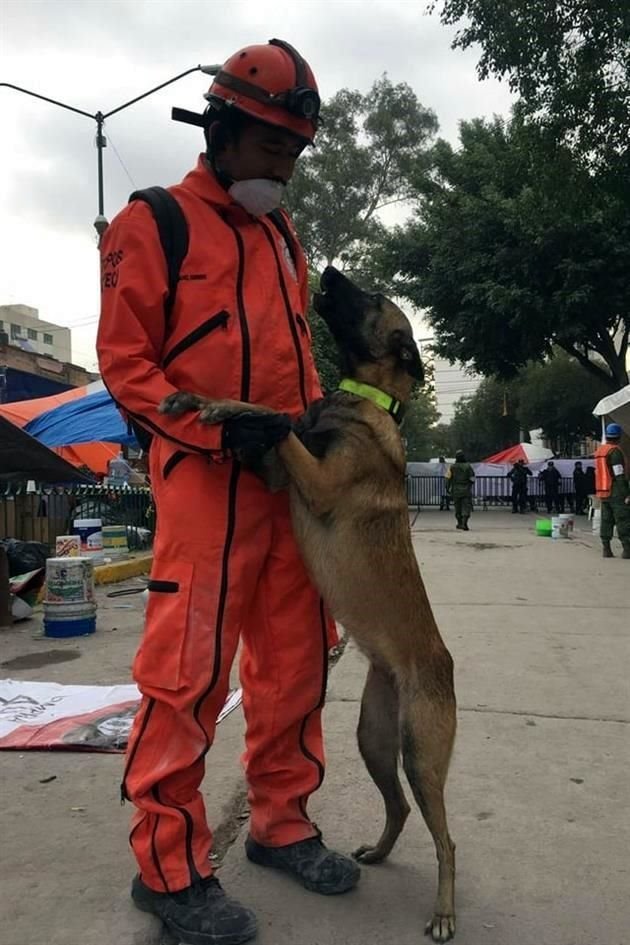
[593,383,630,435]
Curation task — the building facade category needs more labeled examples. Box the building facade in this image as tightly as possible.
[0,304,71,364]
[0,335,97,403]
[416,337,482,424]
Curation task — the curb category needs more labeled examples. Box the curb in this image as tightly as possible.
[94,554,153,586]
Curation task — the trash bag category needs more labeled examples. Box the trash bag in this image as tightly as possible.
[0,539,50,577]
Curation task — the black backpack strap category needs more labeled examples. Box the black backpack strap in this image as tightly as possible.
[268,208,299,272]
[128,186,189,322]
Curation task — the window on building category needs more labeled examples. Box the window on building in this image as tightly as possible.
[28,328,38,340]
[43,333,54,345]
[10,324,21,338]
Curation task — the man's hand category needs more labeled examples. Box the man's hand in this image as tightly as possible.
[625,496,630,506]
[222,412,292,454]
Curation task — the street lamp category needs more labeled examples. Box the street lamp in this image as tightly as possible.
[1,64,220,242]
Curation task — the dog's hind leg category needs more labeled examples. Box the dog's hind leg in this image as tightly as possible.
[353,665,410,864]
[400,663,457,943]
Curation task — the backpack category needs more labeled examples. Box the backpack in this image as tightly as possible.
[128,186,299,324]
[123,187,299,449]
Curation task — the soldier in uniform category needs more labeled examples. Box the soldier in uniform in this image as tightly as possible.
[595,424,630,559]
[446,450,475,531]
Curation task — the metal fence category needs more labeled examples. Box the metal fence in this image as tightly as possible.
[1,477,584,549]
[406,475,580,511]
[0,483,154,551]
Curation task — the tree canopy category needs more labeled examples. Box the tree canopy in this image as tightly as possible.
[285,75,437,277]
[447,353,608,460]
[433,0,630,170]
[517,354,609,452]
[380,114,629,392]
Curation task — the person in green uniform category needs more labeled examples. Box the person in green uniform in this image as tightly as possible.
[594,423,630,559]
[446,450,475,531]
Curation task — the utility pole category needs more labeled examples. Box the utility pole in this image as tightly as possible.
[2,64,219,242]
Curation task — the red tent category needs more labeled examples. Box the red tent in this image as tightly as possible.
[483,443,553,464]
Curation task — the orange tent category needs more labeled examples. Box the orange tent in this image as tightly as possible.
[0,384,118,475]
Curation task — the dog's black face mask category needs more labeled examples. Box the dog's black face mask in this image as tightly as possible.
[313,266,424,384]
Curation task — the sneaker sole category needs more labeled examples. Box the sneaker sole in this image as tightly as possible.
[132,890,257,945]
[245,845,360,896]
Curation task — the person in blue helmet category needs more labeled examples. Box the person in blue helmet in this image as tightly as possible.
[594,423,630,558]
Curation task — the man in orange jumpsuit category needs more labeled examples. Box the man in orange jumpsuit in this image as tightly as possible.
[97,40,359,945]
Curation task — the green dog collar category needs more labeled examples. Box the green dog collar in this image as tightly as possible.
[338,378,404,424]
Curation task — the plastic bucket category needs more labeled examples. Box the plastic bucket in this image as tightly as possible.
[559,513,574,535]
[44,613,96,638]
[72,518,103,556]
[55,535,81,558]
[536,519,552,537]
[551,516,568,540]
[102,525,129,558]
[44,600,97,620]
[45,557,95,604]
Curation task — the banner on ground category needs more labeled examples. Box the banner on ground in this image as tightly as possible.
[0,679,242,752]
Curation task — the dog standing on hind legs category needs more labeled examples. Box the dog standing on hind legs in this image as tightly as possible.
[160,266,457,942]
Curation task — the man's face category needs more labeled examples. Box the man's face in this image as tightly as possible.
[219,121,306,185]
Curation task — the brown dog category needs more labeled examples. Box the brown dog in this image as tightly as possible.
[160,266,457,942]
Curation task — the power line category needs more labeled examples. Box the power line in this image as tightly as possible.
[106,126,137,190]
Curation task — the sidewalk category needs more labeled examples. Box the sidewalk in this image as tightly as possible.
[1,512,628,945]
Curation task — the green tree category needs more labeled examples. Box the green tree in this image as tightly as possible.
[449,377,520,461]
[433,0,630,168]
[517,354,609,453]
[447,354,609,459]
[381,115,630,391]
[402,390,440,461]
[285,75,437,278]
[427,422,454,459]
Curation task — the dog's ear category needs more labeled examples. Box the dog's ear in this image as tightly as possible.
[389,330,424,383]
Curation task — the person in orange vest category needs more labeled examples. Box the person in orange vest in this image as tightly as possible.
[594,423,630,559]
[97,40,359,945]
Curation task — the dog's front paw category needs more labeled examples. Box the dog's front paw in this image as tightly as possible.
[352,843,387,865]
[425,913,456,943]
[159,392,203,415]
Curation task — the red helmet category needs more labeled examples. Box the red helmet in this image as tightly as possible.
[205,39,320,143]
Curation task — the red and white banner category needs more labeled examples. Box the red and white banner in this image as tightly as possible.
[0,679,242,752]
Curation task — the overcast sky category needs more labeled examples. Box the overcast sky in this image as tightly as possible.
[1,0,513,370]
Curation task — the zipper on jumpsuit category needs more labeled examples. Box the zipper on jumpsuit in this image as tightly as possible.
[259,220,308,412]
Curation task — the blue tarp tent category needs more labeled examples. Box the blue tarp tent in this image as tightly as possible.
[24,389,137,447]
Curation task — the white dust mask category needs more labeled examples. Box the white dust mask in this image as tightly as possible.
[228,178,285,217]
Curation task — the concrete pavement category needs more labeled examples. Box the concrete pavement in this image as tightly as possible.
[220,511,629,945]
[1,511,628,945]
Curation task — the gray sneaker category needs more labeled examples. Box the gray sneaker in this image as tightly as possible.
[131,874,257,945]
[245,834,360,895]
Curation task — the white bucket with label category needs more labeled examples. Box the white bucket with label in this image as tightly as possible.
[45,557,95,604]
[72,518,103,558]
[551,516,568,540]
[102,524,129,558]
[55,535,81,558]
[559,513,574,535]
[44,557,96,638]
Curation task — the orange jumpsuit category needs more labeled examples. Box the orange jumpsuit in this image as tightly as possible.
[97,156,334,894]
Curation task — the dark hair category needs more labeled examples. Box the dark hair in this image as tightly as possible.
[204,105,252,158]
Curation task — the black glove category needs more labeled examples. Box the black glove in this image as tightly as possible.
[222,412,292,453]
